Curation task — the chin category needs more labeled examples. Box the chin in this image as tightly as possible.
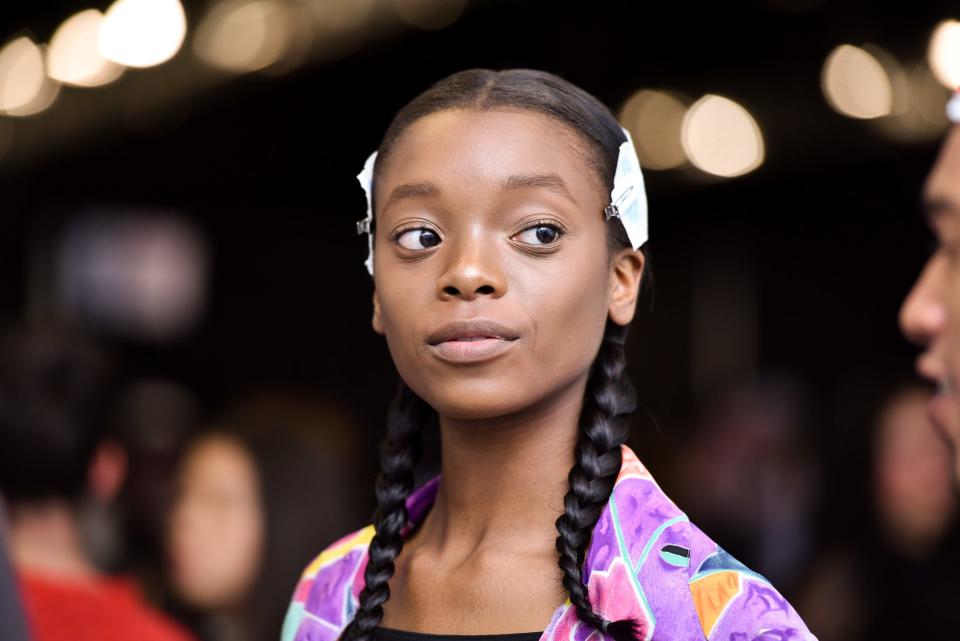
[417,378,540,421]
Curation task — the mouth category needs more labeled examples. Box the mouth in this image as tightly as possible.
[915,351,952,427]
[926,373,956,435]
[426,320,520,363]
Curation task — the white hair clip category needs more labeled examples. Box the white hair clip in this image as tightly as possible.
[356,150,378,276]
[604,128,649,249]
[355,127,649,274]
[948,89,960,124]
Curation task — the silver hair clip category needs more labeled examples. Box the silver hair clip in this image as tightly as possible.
[604,205,620,221]
[356,218,371,235]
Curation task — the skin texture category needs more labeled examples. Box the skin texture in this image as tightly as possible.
[369,109,644,633]
[167,434,265,611]
[900,126,960,481]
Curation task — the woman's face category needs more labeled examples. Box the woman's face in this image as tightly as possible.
[167,434,264,610]
[371,109,643,420]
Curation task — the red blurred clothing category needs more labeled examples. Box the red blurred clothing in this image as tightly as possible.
[18,571,195,641]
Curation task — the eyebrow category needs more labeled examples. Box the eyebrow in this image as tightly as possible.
[500,173,577,203]
[383,173,577,210]
[384,182,440,209]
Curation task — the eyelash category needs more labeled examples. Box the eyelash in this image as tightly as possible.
[389,219,567,253]
[511,219,566,247]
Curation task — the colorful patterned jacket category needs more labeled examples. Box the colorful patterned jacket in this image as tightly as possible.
[282,445,817,641]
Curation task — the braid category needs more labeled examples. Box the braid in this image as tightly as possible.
[342,381,432,641]
[554,321,643,641]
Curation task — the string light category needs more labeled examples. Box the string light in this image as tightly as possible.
[48,9,123,87]
[98,0,187,68]
[682,95,765,178]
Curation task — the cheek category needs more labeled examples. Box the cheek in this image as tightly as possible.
[945,283,960,375]
[376,276,427,377]
[169,494,264,607]
[518,251,611,353]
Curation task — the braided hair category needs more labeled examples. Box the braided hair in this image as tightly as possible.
[342,69,644,641]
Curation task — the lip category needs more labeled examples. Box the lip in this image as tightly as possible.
[916,351,946,383]
[928,388,954,434]
[426,319,520,364]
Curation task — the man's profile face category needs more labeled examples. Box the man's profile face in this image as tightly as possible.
[900,126,960,480]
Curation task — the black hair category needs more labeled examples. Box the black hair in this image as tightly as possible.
[0,320,114,505]
[345,69,642,641]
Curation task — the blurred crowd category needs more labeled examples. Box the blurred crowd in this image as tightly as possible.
[0,316,957,641]
[0,319,368,641]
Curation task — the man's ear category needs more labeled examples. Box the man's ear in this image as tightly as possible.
[372,289,385,335]
[608,249,645,326]
[88,441,127,503]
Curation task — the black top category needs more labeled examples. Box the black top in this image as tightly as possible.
[374,628,543,641]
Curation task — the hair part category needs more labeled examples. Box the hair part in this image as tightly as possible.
[343,69,642,641]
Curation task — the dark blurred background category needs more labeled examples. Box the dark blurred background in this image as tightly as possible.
[0,1,958,641]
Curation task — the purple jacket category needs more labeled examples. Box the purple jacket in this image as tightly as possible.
[282,445,816,641]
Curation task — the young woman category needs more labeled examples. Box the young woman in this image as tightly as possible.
[167,398,363,641]
[282,69,815,641]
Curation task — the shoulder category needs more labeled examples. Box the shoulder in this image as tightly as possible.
[282,525,375,641]
[576,446,816,641]
[19,572,198,641]
[686,523,816,641]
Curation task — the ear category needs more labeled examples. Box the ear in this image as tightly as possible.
[608,249,645,326]
[88,440,128,502]
[372,289,385,335]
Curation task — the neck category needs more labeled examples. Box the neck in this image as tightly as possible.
[423,375,588,553]
[8,500,98,580]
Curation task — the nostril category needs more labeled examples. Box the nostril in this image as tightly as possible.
[443,286,460,296]
[476,285,494,295]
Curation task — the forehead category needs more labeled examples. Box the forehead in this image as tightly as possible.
[925,127,960,213]
[378,109,603,201]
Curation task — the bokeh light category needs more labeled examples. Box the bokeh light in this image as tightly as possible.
[98,0,187,68]
[619,89,688,170]
[389,0,468,31]
[821,44,893,119]
[928,20,960,89]
[681,95,765,178]
[0,37,59,117]
[195,0,307,73]
[48,9,124,88]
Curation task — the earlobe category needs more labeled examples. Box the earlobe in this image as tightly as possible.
[372,290,385,335]
[608,249,645,326]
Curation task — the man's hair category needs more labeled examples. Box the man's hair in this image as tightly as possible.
[0,320,114,504]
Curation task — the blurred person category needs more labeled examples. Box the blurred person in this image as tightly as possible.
[798,384,960,641]
[862,384,959,639]
[900,89,960,481]
[0,498,30,641]
[167,394,364,641]
[114,379,201,601]
[873,385,957,555]
[283,69,814,641]
[673,376,819,591]
[0,320,195,641]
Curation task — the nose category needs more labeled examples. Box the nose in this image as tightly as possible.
[900,253,947,347]
[437,232,506,301]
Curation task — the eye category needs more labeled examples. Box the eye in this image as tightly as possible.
[513,223,562,246]
[396,228,441,250]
